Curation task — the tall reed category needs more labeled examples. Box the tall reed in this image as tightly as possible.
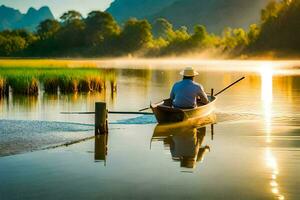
[7,76,39,96]
[8,75,39,95]
[58,76,78,94]
[43,77,59,94]
[0,61,116,95]
[0,77,8,97]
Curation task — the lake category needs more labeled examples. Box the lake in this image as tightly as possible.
[0,59,300,200]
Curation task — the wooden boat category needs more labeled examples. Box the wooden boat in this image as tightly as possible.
[150,96,217,124]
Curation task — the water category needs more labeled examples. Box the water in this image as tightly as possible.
[0,60,300,199]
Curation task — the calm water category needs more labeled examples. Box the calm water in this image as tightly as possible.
[0,60,300,200]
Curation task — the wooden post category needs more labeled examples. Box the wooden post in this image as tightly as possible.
[95,102,108,135]
[211,88,214,97]
[211,124,214,141]
[95,134,108,163]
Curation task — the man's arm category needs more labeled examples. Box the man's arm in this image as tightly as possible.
[170,85,175,100]
[198,85,209,104]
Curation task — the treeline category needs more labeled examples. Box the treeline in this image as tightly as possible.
[0,0,299,58]
[248,0,300,54]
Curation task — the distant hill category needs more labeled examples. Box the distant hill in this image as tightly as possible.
[0,5,54,31]
[106,0,268,33]
[106,0,178,22]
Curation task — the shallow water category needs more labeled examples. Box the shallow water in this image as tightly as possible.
[0,60,300,199]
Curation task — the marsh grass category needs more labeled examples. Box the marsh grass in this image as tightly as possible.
[8,76,39,95]
[58,76,79,94]
[0,59,99,68]
[0,77,8,97]
[43,77,59,94]
[89,76,105,92]
[0,60,116,95]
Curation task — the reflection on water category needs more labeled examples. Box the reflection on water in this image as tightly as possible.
[95,134,108,164]
[152,124,213,169]
[265,148,285,200]
[261,63,273,143]
[261,64,285,199]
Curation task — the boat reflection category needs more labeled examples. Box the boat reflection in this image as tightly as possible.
[152,124,214,169]
[94,133,108,165]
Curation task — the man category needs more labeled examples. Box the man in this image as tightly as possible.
[170,67,209,108]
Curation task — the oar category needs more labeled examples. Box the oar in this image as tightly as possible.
[139,100,164,112]
[61,111,154,115]
[214,77,245,96]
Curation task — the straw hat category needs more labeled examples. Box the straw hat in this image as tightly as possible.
[180,67,199,77]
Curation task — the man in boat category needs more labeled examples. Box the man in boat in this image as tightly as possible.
[170,67,209,109]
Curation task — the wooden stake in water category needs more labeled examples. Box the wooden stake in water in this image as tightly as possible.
[95,102,108,135]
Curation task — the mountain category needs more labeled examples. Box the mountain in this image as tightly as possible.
[106,0,178,22]
[0,5,54,31]
[106,0,268,33]
[0,5,23,30]
[151,0,268,33]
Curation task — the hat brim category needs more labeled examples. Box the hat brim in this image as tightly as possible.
[180,71,199,77]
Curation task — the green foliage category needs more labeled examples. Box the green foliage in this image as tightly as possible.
[60,10,83,24]
[249,0,300,53]
[37,19,61,40]
[7,75,39,95]
[85,11,120,47]
[0,35,26,56]
[152,18,174,39]
[261,0,285,22]
[1,1,299,58]
[119,19,153,53]
[247,24,260,44]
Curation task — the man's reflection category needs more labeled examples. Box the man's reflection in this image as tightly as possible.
[94,134,108,163]
[152,125,211,169]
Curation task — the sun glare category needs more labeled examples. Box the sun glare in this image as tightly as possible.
[265,148,285,200]
[260,63,273,143]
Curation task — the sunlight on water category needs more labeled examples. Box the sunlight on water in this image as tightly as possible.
[265,148,285,200]
[260,63,273,143]
[261,64,286,200]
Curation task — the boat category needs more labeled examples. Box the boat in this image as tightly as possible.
[150,96,217,124]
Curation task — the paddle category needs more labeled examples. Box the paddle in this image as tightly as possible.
[61,111,154,115]
[139,100,164,112]
[214,77,245,96]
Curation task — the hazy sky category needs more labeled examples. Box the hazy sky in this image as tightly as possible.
[0,0,113,18]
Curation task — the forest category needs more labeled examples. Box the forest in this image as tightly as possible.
[0,0,299,58]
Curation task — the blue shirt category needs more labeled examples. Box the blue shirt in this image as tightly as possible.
[170,79,209,108]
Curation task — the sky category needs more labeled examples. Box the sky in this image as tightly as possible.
[0,0,113,18]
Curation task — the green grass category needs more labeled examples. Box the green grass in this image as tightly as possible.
[0,60,116,95]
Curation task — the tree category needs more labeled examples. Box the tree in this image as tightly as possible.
[60,10,83,24]
[247,24,260,44]
[85,11,120,47]
[152,18,174,39]
[37,19,61,40]
[250,0,300,52]
[0,35,26,56]
[189,25,207,45]
[119,19,153,54]
[57,11,85,50]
